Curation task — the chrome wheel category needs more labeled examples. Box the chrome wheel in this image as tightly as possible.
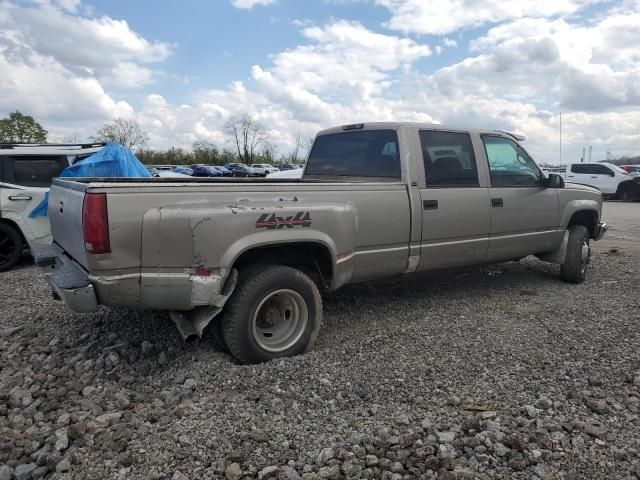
[252,289,308,353]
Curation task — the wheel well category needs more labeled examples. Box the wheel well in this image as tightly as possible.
[0,218,27,246]
[616,180,634,194]
[568,210,598,238]
[232,242,333,289]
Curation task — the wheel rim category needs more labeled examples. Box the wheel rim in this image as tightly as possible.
[252,289,308,353]
[580,238,590,275]
[0,233,16,266]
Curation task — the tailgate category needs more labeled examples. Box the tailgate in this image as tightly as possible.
[49,181,89,268]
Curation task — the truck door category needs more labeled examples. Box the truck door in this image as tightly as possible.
[0,155,68,247]
[418,129,491,271]
[480,135,560,261]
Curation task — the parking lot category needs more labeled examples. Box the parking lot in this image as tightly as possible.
[1,201,639,480]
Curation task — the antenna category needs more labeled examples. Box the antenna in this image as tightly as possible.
[559,112,562,166]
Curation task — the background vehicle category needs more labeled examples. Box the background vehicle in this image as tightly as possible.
[37,123,607,364]
[267,167,303,179]
[621,164,640,174]
[564,162,640,200]
[156,170,191,178]
[250,163,279,176]
[279,163,301,171]
[192,165,223,177]
[212,165,233,177]
[173,166,194,176]
[0,142,104,271]
[224,162,258,177]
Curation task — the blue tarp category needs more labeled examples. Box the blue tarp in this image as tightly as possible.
[29,143,151,218]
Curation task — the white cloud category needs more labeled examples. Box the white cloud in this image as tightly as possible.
[0,1,171,141]
[230,0,276,9]
[2,0,640,163]
[375,0,601,35]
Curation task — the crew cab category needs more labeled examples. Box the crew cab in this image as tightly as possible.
[35,123,607,363]
[0,143,104,271]
[564,162,640,200]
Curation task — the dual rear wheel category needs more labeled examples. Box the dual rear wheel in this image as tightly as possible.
[217,265,322,364]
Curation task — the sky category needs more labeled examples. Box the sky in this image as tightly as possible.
[1,0,639,164]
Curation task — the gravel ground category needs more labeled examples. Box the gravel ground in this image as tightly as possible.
[1,202,639,480]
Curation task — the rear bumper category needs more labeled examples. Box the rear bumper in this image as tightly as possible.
[32,245,98,313]
[594,222,608,241]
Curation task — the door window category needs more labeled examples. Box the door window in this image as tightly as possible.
[482,136,542,187]
[420,130,479,187]
[7,156,67,187]
[570,164,614,175]
[590,164,613,176]
[570,164,590,174]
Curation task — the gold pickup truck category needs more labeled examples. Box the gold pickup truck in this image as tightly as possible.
[34,122,607,363]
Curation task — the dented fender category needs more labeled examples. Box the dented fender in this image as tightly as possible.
[140,199,358,308]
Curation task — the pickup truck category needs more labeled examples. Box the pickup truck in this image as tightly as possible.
[34,123,607,364]
[564,162,640,201]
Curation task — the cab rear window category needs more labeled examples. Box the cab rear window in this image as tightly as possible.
[306,130,401,178]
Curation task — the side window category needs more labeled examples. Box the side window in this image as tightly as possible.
[419,130,479,187]
[8,156,67,187]
[482,136,542,187]
[571,164,588,174]
[306,130,400,178]
[591,165,613,176]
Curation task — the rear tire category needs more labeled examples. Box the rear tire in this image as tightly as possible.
[0,223,22,272]
[222,265,322,364]
[210,318,229,353]
[560,225,590,284]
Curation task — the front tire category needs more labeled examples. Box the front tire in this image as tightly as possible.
[560,225,590,284]
[618,185,634,202]
[222,265,322,364]
[0,223,22,272]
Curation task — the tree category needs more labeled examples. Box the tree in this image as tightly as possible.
[225,114,267,164]
[0,111,47,143]
[192,140,220,164]
[260,141,278,164]
[287,133,303,164]
[93,118,149,150]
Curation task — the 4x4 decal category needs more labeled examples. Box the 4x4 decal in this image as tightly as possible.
[256,212,312,229]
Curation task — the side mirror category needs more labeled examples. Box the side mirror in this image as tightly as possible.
[609,171,616,177]
[545,173,565,189]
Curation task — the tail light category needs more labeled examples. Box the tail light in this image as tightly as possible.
[82,193,111,254]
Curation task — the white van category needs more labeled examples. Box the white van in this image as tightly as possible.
[0,143,104,271]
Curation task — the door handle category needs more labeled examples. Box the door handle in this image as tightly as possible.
[423,200,438,210]
[590,176,598,178]
[567,175,575,178]
[8,195,32,201]
[491,198,504,208]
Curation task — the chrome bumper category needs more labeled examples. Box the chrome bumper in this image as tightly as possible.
[594,222,608,241]
[32,245,99,313]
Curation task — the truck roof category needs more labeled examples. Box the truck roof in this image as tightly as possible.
[0,143,106,156]
[316,122,526,141]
